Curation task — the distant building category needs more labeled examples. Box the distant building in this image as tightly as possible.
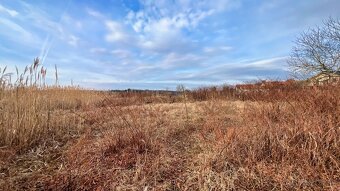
[307,71,340,85]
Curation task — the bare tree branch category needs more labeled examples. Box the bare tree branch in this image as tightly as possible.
[288,17,340,79]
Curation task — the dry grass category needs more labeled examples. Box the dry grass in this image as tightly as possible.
[0,61,102,190]
[188,83,340,190]
[0,87,101,150]
[0,63,339,191]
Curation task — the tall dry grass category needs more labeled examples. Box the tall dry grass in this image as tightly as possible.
[0,59,101,152]
[194,82,340,190]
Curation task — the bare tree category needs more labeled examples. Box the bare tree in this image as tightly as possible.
[288,17,340,78]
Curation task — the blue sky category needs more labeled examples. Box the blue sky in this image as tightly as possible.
[1,0,339,90]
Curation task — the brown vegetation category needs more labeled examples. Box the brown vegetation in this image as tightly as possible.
[1,63,339,190]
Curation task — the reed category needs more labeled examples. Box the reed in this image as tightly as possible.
[0,58,101,151]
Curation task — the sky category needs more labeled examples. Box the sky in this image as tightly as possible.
[1,0,339,90]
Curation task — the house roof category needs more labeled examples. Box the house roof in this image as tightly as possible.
[310,71,340,79]
[307,71,340,85]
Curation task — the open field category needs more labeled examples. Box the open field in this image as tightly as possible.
[0,82,339,190]
[1,1,339,190]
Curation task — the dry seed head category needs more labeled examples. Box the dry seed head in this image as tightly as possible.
[24,66,28,74]
[2,66,7,74]
[15,66,19,76]
[20,74,24,83]
[40,67,45,76]
[33,57,40,70]
[41,68,47,78]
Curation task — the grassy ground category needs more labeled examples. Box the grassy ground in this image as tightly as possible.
[0,80,339,190]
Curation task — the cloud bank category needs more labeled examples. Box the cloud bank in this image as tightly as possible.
[1,0,340,89]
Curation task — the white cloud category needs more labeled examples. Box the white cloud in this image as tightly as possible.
[12,1,80,49]
[0,4,19,17]
[105,20,129,43]
[62,14,83,29]
[132,19,144,33]
[86,8,104,19]
[0,18,30,37]
[123,0,229,55]
[111,49,132,59]
[161,52,204,68]
[166,56,289,84]
[0,18,37,45]
[18,1,61,33]
[203,46,233,53]
[138,17,185,52]
[126,8,212,33]
[243,57,288,70]
[68,35,79,46]
[126,15,194,53]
